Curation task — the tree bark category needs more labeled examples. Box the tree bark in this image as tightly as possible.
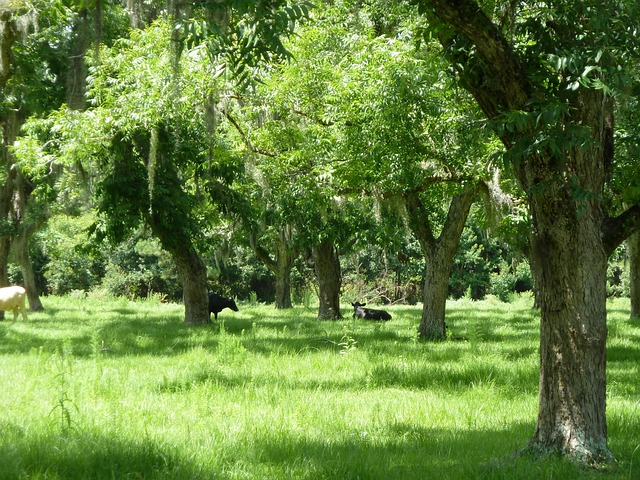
[405,186,477,340]
[167,244,209,325]
[629,231,640,320]
[312,240,342,320]
[0,105,19,320]
[252,226,297,309]
[11,160,46,311]
[13,231,44,311]
[66,9,89,110]
[527,166,610,462]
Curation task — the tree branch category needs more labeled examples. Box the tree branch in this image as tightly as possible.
[603,205,640,256]
[418,0,532,115]
[336,172,477,197]
[250,231,277,271]
[221,109,278,158]
[292,109,354,127]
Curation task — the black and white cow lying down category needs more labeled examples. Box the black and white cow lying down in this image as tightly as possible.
[208,293,239,320]
[351,302,391,321]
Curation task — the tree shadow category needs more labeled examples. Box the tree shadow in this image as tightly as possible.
[0,421,209,479]
[247,421,589,480]
[1,417,601,480]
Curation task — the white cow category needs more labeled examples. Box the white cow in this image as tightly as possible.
[0,286,29,321]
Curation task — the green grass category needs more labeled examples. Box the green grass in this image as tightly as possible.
[0,293,638,479]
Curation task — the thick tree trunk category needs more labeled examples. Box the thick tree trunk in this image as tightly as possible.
[405,187,477,340]
[312,240,342,320]
[168,245,209,325]
[421,0,640,463]
[628,231,640,320]
[524,90,613,463]
[527,184,610,463]
[418,256,451,339]
[151,204,209,324]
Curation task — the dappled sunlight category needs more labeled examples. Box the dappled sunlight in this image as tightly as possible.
[0,295,637,478]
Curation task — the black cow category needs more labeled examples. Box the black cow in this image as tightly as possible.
[351,302,391,321]
[208,293,239,320]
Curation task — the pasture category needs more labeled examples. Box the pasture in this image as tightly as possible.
[0,294,638,479]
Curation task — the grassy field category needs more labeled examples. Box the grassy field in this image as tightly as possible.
[0,293,638,479]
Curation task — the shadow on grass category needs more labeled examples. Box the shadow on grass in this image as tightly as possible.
[246,422,603,480]
[2,418,609,480]
[0,421,206,480]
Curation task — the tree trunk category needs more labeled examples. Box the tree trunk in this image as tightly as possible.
[628,231,640,320]
[66,9,89,110]
[150,210,209,324]
[527,173,610,463]
[312,240,342,320]
[252,226,296,309]
[0,236,9,320]
[168,245,209,325]
[13,231,44,311]
[274,251,293,309]
[0,105,19,320]
[405,187,477,340]
[419,252,453,339]
[521,89,613,463]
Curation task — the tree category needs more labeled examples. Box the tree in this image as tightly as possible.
[18,0,312,322]
[1,4,25,305]
[19,22,220,323]
[226,20,361,319]
[612,68,640,320]
[238,4,496,325]
[1,0,107,311]
[308,13,493,338]
[250,224,298,309]
[415,0,640,463]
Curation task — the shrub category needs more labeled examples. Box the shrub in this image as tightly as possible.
[491,261,533,302]
[37,214,105,295]
[100,236,181,300]
[450,242,491,300]
[607,264,629,298]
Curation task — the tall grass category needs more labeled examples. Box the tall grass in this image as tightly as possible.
[0,294,637,479]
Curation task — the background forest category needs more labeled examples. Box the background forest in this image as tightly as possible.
[2,0,634,314]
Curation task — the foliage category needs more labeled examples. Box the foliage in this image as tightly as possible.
[180,0,313,86]
[8,0,639,313]
[491,260,533,303]
[450,227,495,300]
[23,19,242,262]
[35,214,105,295]
[205,242,277,301]
[100,234,182,300]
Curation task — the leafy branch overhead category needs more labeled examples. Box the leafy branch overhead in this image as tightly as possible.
[179,0,313,85]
